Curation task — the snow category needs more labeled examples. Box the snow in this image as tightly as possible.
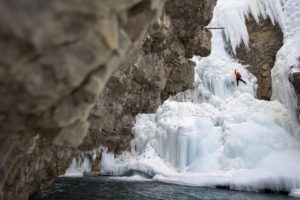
[271,0,300,139]
[290,188,300,198]
[69,0,300,194]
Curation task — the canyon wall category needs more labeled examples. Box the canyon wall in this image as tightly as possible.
[0,0,163,199]
[79,0,216,167]
[0,0,217,199]
[235,18,283,100]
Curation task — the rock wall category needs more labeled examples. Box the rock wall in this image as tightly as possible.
[236,18,283,100]
[289,58,300,120]
[0,0,163,199]
[80,0,216,158]
[0,0,217,199]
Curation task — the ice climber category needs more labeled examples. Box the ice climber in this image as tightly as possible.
[234,69,247,86]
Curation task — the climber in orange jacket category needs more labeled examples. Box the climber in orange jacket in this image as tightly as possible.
[235,69,247,86]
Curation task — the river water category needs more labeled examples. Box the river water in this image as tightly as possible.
[30,177,296,200]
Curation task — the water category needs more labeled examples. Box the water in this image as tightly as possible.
[30,177,296,200]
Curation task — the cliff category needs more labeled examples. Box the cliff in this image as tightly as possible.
[81,0,216,156]
[0,0,217,199]
[0,0,162,199]
[235,18,283,100]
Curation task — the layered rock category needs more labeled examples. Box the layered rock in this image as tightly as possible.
[0,0,163,199]
[236,18,283,100]
[80,0,216,159]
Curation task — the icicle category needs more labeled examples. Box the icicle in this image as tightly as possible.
[215,0,284,53]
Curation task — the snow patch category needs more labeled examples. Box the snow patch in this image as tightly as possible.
[290,189,300,198]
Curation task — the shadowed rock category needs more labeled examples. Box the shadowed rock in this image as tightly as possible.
[80,0,216,158]
[235,18,283,100]
[0,0,162,199]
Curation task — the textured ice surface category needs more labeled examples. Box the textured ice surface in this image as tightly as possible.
[272,0,300,139]
[213,0,284,53]
[289,188,300,198]
[64,157,91,177]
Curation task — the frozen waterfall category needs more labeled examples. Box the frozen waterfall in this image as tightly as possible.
[272,0,300,139]
[72,0,300,195]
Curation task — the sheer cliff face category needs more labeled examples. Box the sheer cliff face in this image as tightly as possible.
[236,18,283,100]
[81,0,216,155]
[0,0,216,199]
[0,0,163,199]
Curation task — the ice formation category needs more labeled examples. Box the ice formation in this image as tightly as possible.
[214,0,284,53]
[64,156,91,177]
[290,188,300,198]
[68,0,300,194]
[272,0,300,139]
[64,146,107,177]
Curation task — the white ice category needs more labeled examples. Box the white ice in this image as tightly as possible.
[214,0,284,53]
[290,188,300,198]
[272,0,300,139]
[64,157,91,177]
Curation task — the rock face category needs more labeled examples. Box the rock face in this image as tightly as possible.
[236,18,283,100]
[0,0,163,199]
[0,0,217,199]
[288,58,300,119]
[80,0,216,157]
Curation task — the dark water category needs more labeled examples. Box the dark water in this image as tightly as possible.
[30,176,296,200]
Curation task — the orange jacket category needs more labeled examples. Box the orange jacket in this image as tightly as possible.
[235,71,241,79]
